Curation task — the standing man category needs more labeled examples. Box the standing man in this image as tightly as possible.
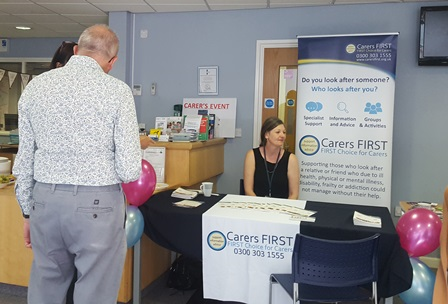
[13,24,142,304]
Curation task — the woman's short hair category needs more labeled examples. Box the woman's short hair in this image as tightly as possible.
[50,41,77,69]
[259,117,284,146]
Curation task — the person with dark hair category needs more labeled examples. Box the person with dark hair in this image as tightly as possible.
[243,117,299,199]
[13,24,142,303]
[50,41,77,69]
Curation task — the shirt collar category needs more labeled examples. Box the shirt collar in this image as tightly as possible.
[65,55,103,72]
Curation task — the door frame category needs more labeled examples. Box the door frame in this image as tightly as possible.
[253,39,297,147]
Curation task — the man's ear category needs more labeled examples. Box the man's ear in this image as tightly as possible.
[73,45,79,55]
[104,56,118,74]
[109,56,118,66]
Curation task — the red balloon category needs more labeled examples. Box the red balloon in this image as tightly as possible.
[396,208,442,257]
[122,159,156,206]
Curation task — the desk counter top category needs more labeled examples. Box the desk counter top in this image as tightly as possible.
[151,138,226,150]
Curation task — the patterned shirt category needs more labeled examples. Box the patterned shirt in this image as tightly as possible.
[13,55,142,217]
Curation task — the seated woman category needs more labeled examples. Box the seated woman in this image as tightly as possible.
[243,117,299,199]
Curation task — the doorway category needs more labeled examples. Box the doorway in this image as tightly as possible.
[253,39,298,151]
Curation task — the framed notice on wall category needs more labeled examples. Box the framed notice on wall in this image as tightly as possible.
[198,66,218,95]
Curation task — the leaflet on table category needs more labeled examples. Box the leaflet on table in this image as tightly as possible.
[142,147,166,183]
[353,211,382,228]
[155,116,183,134]
[172,200,203,208]
[217,200,316,221]
[171,187,198,199]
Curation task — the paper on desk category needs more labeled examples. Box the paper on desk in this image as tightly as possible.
[289,214,316,222]
[217,201,316,217]
[353,211,382,228]
[173,200,203,208]
[171,187,198,199]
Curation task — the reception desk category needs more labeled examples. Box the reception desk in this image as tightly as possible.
[152,138,226,190]
[0,185,33,287]
[1,138,226,303]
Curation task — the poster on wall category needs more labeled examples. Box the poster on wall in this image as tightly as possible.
[295,33,399,208]
[182,98,237,138]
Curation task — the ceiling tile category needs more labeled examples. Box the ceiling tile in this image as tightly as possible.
[89,0,147,3]
[0,14,30,24]
[146,0,206,4]
[209,4,267,11]
[38,3,107,15]
[270,0,332,4]
[31,0,86,3]
[151,4,208,12]
[94,4,155,13]
[335,0,399,3]
[63,14,108,23]
[0,0,31,3]
[39,22,86,31]
[0,3,54,14]
[15,14,76,23]
[207,0,266,4]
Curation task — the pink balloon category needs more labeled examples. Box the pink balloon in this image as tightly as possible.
[122,159,156,206]
[396,208,442,257]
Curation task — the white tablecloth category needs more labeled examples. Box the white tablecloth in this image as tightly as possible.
[202,195,307,303]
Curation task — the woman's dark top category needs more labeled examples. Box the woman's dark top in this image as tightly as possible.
[253,147,290,198]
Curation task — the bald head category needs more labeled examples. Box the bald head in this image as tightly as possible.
[75,24,119,73]
[77,24,119,58]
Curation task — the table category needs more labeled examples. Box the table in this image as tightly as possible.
[302,201,412,298]
[139,191,412,302]
[399,201,443,218]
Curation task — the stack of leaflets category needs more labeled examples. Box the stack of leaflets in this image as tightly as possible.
[171,187,198,200]
[173,200,203,208]
[353,211,382,228]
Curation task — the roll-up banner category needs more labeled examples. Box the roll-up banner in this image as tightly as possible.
[296,33,399,208]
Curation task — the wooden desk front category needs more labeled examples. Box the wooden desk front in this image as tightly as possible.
[152,138,226,190]
[0,185,171,303]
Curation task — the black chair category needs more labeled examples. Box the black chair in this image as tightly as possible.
[269,233,380,304]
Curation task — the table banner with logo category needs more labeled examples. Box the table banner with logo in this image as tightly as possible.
[295,33,399,208]
[202,195,307,303]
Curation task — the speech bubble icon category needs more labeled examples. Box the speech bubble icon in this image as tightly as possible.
[306,101,317,112]
[316,102,323,112]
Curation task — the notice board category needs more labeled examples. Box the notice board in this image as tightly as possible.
[182,98,237,138]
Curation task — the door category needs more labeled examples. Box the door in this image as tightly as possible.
[262,47,298,152]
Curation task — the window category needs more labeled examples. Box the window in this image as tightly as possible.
[0,59,50,130]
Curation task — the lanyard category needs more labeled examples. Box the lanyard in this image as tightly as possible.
[263,146,281,197]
